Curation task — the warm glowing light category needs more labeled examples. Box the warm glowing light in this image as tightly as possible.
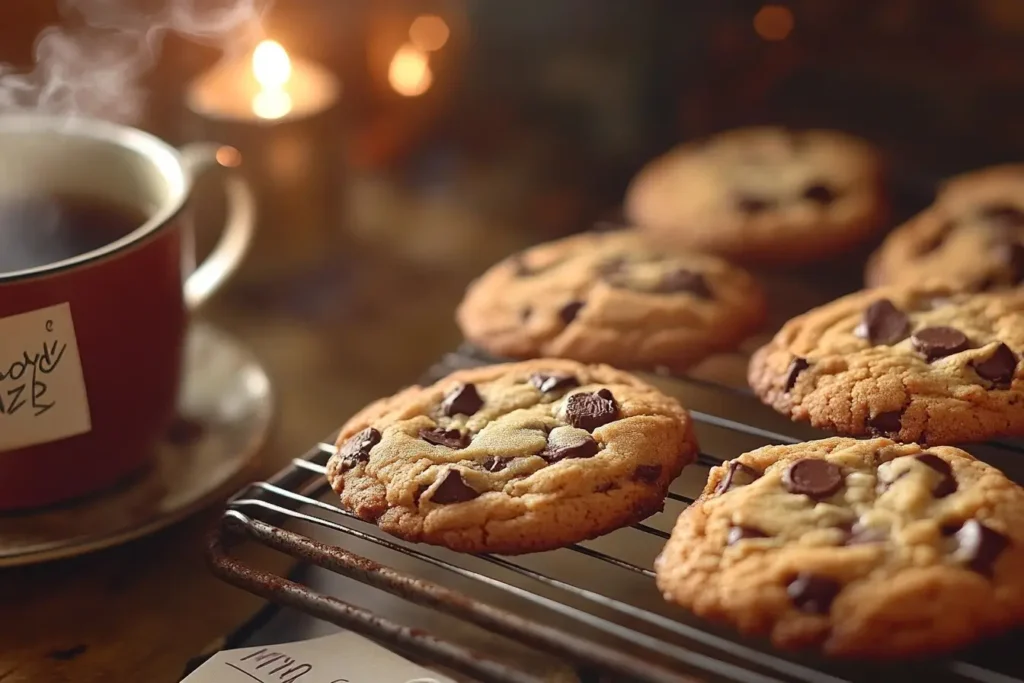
[252,39,293,119]
[409,15,450,52]
[388,44,433,97]
[754,4,794,41]
[215,145,242,167]
[253,40,291,89]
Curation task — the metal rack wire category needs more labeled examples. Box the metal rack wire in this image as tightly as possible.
[208,356,1024,683]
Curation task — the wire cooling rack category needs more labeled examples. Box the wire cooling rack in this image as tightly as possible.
[208,348,1024,683]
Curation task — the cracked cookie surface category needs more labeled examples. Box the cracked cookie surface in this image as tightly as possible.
[624,127,887,263]
[749,283,1024,445]
[326,359,698,554]
[867,164,1024,292]
[655,437,1024,657]
[456,231,766,373]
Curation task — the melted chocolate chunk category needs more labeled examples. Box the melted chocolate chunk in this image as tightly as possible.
[782,459,844,500]
[955,520,1010,575]
[868,410,903,436]
[429,470,481,504]
[802,183,838,205]
[419,428,469,450]
[559,300,585,324]
[973,343,1018,386]
[715,461,761,494]
[564,389,619,431]
[633,464,662,483]
[784,357,810,393]
[787,574,841,614]
[442,383,484,417]
[540,432,600,463]
[912,326,970,361]
[854,299,910,346]
[915,453,957,498]
[737,196,774,213]
[727,526,768,546]
[530,372,580,394]
[653,269,713,298]
[338,428,381,469]
[482,456,510,473]
[980,203,1024,229]
[993,242,1024,285]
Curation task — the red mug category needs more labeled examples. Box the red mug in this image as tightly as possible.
[0,116,255,510]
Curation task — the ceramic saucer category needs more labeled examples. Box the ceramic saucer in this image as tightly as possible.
[0,323,273,567]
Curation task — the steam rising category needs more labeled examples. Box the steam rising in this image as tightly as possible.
[0,0,270,123]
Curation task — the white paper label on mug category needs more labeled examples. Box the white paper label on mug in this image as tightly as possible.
[0,303,91,451]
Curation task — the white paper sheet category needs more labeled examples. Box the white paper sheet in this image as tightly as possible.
[181,631,456,683]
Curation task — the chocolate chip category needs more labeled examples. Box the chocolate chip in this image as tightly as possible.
[993,242,1024,285]
[803,183,838,204]
[419,428,469,449]
[338,428,381,468]
[652,269,713,298]
[845,525,888,545]
[973,343,1018,386]
[915,453,957,498]
[559,300,584,324]
[633,464,662,483]
[784,357,809,393]
[737,196,773,213]
[854,299,910,346]
[787,574,841,614]
[868,410,903,436]
[429,469,481,504]
[912,326,970,360]
[541,432,600,463]
[980,203,1024,228]
[782,459,843,500]
[715,461,761,494]
[442,383,484,417]
[727,526,768,545]
[521,306,533,322]
[955,520,1009,575]
[530,372,580,394]
[482,456,510,472]
[564,390,619,431]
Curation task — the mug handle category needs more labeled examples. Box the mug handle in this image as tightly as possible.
[178,143,257,310]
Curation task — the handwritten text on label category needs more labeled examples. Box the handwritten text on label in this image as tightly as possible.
[0,304,91,451]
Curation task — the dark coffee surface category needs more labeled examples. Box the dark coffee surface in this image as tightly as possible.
[0,194,147,274]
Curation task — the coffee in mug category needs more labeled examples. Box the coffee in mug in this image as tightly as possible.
[0,193,149,273]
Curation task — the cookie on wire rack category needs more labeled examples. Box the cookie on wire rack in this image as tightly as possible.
[326,359,698,554]
[655,437,1024,657]
[456,230,766,374]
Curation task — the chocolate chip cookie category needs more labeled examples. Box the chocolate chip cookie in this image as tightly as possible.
[624,127,887,263]
[326,359,698,554]
[748,283,1024,445]
[456,231,766,373]
[867,164,1024,291]
[655,437,1024,657]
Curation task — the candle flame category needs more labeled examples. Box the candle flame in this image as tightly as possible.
[388,44,432,97]
[252,39,293,119]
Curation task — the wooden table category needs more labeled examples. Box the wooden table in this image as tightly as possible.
[0,192,537,683]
